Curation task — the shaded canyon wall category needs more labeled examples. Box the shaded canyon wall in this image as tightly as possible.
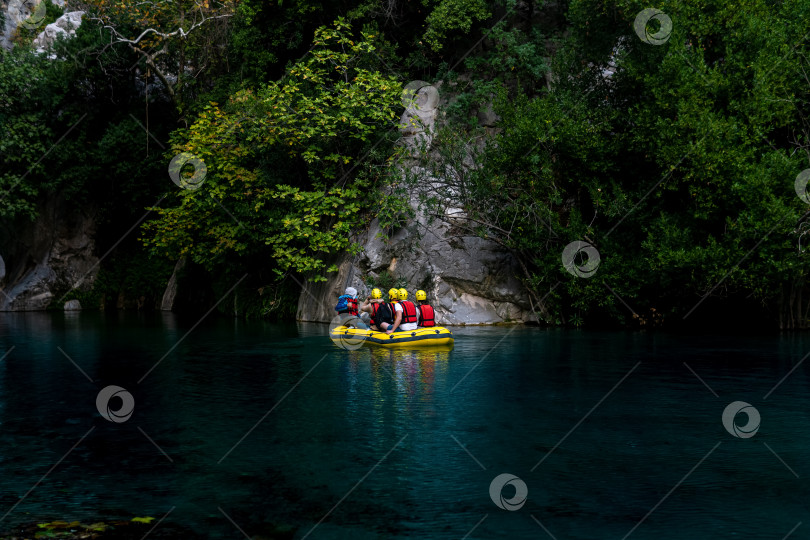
[296,82,537,325]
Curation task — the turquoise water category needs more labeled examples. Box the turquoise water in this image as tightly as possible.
[0,312,807,538]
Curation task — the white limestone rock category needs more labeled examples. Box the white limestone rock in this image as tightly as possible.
[32,10,83,53]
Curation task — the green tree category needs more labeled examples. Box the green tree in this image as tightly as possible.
[141,20,403,282]
[0,23,176,305]
[406,0,810,328]
[77,0,236,111]
[422,0,491,52]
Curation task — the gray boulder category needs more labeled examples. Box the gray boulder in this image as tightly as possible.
[32,10,83,54]
[0,195,98,311]
[400,82,440,150]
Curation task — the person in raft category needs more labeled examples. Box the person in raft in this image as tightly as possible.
[386,288,419,334]
[415,290,435,327]
[336,286,372,328]
[360,288,392,331]
[379,288,402,334]
[335,287,359,316]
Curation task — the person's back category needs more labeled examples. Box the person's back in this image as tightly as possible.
[379,288,402,334]
[374,301,394,330]
[396,288,419,331]
[414,290,436,327]
[335,287,359,316]
[361,288,392,330]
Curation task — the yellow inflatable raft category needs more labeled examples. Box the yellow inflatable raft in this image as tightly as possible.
[330,325,454,349]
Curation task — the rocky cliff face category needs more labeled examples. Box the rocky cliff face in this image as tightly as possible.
[296,208,536,325]
[0,195,98,311]
[295,214,536,325]
[1,26,533,320]
[296,83,535,325]
[1,2,95,311]
[2,0,72,51]
[2,0,26,49]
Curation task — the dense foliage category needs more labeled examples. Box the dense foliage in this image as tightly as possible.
[2,0,809,327]
[141,21,401,282]
[403,0,810,328]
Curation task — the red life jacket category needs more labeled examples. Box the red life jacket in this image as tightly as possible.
[399,300,418,324]
[337,297,358,316]
[418,304,435,327]
[370,301,393,326]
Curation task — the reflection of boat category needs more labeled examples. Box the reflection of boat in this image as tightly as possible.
[330,326,454,349]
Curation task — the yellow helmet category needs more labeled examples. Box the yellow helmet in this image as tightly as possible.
[388,288,399,301]
[415,290,427,301]
[371,288,383,299]
[398,288,408,301]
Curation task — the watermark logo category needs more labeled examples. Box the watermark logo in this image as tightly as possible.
[489,473,528,511]
[722,401,760,438]
[18,0,47,30]
[328,314,368,351]
[794,169,810,204]
[96,385,135,423]
[401,80,440,113]
[633,8,673,45]
[168,152,207,190]
[562,240,601,278]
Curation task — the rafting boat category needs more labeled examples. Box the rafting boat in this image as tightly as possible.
[329,325,454,349]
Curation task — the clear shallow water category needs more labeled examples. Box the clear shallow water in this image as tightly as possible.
[0,312,807,539]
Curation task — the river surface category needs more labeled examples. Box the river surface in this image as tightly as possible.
[0,312,807,539]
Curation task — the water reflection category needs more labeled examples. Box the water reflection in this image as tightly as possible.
[369,347,449,418]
